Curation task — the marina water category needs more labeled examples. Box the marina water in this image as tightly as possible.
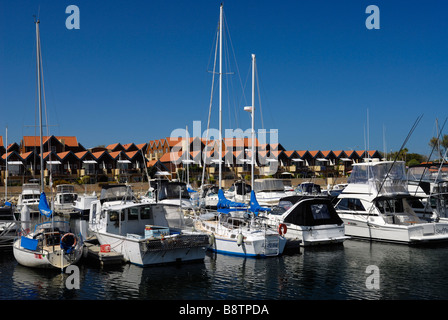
[2,215,448,301]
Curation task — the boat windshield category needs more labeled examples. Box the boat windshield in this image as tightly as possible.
[296,183,321,194]
[100,185,135,202]
[408,164,448,182]
[270,199,294,215]
[232,182,251,195]
[253,179,284,192]
[158,182,190,200]
[348,162,408,195]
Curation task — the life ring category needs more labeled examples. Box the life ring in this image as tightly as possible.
[60,233,77,252]
[278,224,287,236]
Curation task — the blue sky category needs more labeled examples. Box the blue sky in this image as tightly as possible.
[1,0,447,157]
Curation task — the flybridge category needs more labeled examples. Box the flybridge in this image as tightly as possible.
[347,161,409,196]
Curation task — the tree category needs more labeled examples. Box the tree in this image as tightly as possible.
[429,134,448,160]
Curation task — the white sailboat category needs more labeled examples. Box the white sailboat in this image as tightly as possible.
[13,19,83,269]
[334,160,448,244]
[196,15,286,257]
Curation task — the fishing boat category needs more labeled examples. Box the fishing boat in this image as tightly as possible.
[54,184,78,215]
[334,160,448,244]
[88,192,209,266]
[259,195,349,247]
[13,19,83,269]
[407,163,448,221]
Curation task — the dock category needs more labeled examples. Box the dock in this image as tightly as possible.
[84,241,124,266]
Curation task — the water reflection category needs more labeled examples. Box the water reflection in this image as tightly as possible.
[3,237,448,300]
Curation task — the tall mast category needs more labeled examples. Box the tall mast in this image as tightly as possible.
[5,127,7,201]
[251,54,255,188]
[218,3,223,190]
[244,54,256,188]
[35,20,44,193]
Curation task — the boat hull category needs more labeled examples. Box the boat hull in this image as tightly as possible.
[95,232,209,266]
[284,224,349,247]
[340,216,448,244]
[13,238,83,269]
[208,234,286,257]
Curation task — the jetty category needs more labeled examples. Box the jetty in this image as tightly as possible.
[84,241,124,266]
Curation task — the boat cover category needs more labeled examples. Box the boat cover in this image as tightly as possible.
[217,189,247,214]
[21,236,38,251]
[283,197,343,226]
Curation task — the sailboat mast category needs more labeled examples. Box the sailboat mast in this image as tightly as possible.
[5,127,7,201]
[218,3,223,190]
[35,20,44,193]
[251,54,255,188]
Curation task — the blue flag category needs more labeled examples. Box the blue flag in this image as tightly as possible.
[38,192,53,217]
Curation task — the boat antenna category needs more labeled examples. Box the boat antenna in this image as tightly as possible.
[376,114,423,196]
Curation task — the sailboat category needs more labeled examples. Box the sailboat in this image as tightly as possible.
[195,11,286,256]
[13,19,83,269]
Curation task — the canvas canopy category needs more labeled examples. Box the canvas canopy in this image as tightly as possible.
[279,196,343,227]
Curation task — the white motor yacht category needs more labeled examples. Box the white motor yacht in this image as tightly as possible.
[54,184,78,215]
[334,160,448,244]
[16,183,40,214]
[253,178,293,207]
[260,195,349,247]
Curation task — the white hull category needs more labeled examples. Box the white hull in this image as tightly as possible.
[340,215,448,244]
[196,219,286,257]
[209,233,286,257]
[255,192,285,207]
[13,238,83,269]
[95,231,208,266]
[283,224,348,247]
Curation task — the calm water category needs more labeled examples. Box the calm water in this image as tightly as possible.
[2,233,448,301]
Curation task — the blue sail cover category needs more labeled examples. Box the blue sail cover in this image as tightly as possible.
[217,189,247,214]
[38,192,53,217]
[249,191,271,215]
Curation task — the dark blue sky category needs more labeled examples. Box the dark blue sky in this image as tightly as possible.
[1,1,447,157]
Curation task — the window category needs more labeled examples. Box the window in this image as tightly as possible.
[129,208,139,220]
[109,210,124,222]
[336,198,366,211]
[375,199,404,214]
[310,204,332,220]
[141,207,152,219]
